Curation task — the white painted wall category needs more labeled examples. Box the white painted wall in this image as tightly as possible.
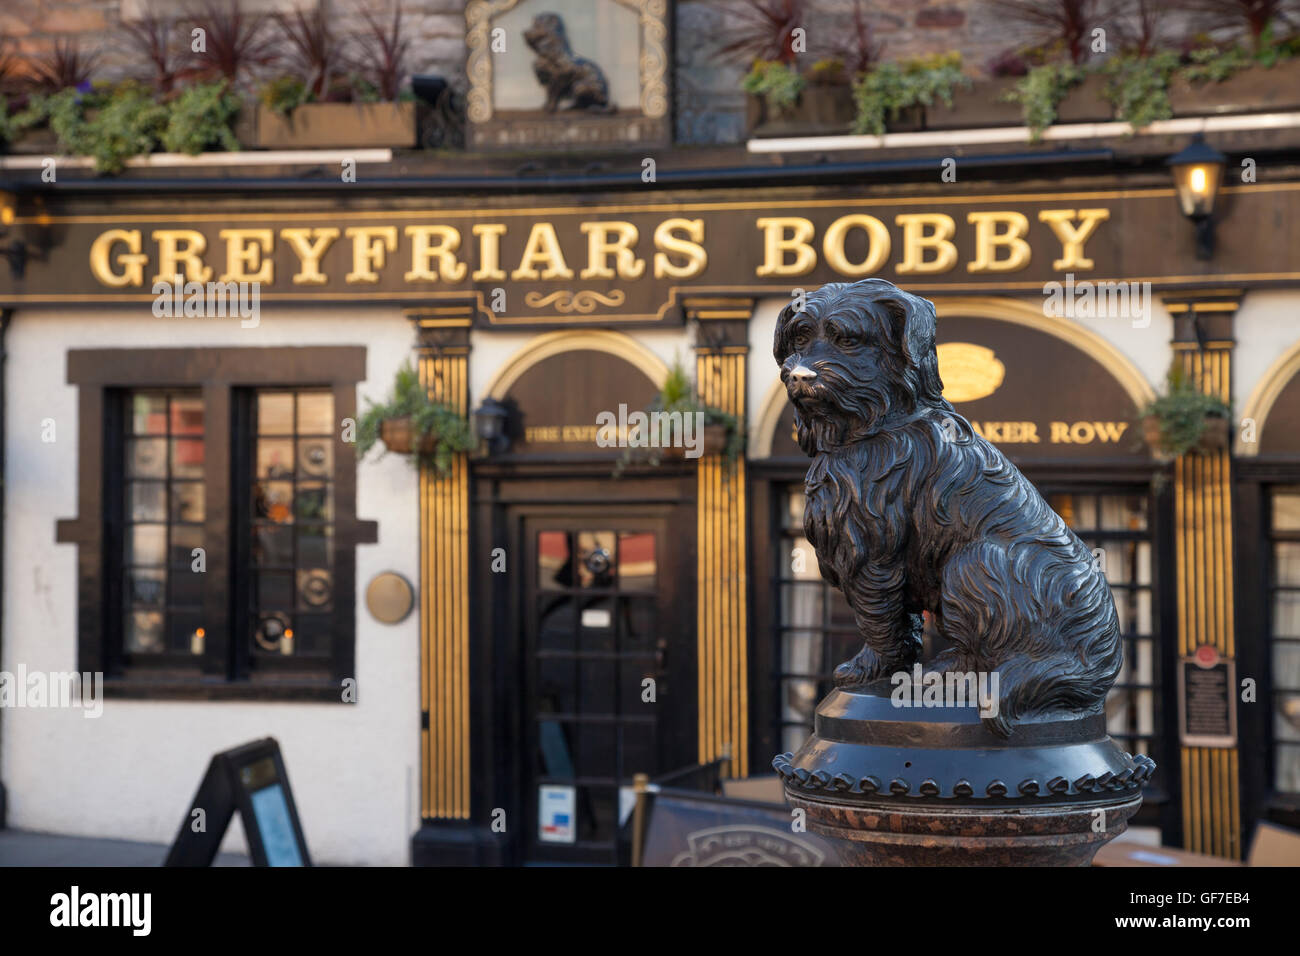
[1233,290,1300,415]
[1,305,421,865]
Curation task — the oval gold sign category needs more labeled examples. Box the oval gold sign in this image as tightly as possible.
[366,572,415,625]
[936,342,1005,403]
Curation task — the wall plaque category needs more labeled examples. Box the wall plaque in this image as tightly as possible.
[366,571,415,624]
[1178,645,1238,748]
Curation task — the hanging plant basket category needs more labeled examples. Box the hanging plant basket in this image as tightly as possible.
[378,416,439,455]
[1195,414,1230,453]
[657,422,731,460]
[1142,411,1230,458]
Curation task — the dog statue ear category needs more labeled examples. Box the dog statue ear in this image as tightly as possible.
[773,300,798,363]
[881,292,946,407]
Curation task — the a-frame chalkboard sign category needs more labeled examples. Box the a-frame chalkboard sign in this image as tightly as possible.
[165,737,311,867]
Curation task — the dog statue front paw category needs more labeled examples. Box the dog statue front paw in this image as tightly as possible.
[833,647,892,687]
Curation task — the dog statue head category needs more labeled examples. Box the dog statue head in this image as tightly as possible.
[774,278,949,454]
[524,13,569,57]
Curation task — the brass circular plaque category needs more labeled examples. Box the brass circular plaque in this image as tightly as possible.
[366,572,415,624]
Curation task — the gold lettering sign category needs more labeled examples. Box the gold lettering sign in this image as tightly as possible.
[80,205,1118,313]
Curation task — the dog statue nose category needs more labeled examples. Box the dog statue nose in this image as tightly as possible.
[790,364,817,382]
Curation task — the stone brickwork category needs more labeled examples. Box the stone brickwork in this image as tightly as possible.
[0,1,466,93]
[0,1,1225,147]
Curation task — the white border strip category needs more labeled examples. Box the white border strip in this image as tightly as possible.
[0,148,393,170]
[746,111,1300,153]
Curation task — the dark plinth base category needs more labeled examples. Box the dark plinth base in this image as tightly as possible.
[788,792,1144,866]
[775,682,1155,867]
[410,821,508,867]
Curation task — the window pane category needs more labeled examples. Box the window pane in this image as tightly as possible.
[255,482,295,524]
[127,569,165,608]
[248,388,337,665]
[297,437,332,478]
[128,525,166,566]
[576,531,616,588]
[1274,489,1300,531]
[170,482,205,523]
[170,438,204,479]
[127,438,167,478]
[131,394,168,434]
[257,439,295,479]
[617,532,655,589]
[297,569,333,611]
[538,532,570,590]
[258,393,295,435]
[129,482,167,522]
[296,393,334,435]
[1276,543,1300,587]
[126,610,164,653]
[121,390,206,659]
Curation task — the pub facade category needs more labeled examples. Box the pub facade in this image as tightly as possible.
[0,0,1298,867]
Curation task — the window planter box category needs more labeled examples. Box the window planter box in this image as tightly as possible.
[1169,59,1300,117]
[746,84,855,138]
[252,101,417,149]
[1055,73,1113,124]
[925,77,1023,130]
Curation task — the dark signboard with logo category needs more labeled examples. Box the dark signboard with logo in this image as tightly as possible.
[770,315,1146,462]
[165,737,311,867]
[639,789,840,867]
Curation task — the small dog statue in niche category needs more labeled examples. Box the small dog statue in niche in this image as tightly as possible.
[523,12,616,114]
[775,278,1122,736]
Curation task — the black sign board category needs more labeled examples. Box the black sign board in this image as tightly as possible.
[1178,654,1238,748]
[165,738,311,867]
[639,788,840,867]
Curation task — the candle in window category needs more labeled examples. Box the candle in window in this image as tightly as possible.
[282,627,294,655]
[191,627,205,655]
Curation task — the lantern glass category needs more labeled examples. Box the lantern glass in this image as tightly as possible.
[1167,138,1225,219]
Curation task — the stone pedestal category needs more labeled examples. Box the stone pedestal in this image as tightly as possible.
[773,681,1155,867]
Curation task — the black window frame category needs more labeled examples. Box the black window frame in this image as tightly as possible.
[57,347,376,701]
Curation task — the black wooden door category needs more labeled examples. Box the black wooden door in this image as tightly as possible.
[520,512,686,863]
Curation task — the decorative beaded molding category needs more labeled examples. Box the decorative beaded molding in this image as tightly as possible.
[771,752,1157,800]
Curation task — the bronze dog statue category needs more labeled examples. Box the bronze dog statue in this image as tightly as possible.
[523,12,616,114]
[775,278,1122,736]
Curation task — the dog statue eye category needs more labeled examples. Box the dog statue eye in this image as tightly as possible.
[829,327,858,349]
[792,328,812,350]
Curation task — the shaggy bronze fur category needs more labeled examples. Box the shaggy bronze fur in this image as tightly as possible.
[774,278,1122,736]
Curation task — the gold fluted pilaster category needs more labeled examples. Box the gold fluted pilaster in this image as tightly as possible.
[1167,292,1241,858]
[691,300,752,778]
[409,309,473,821]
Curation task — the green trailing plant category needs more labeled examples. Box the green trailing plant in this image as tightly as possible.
[1001,62,1083,141]
[1103,50,1180,131]
[1182,44,1254,84]
[851,52,969,136]
[1138,362,1232,458]
[355,361,477,474]
[0,95,45,145]
[743,59,806,112]
[161,80,242,154]
[259,74,311,115]
[808,57,847,85]
[614,361,745,476]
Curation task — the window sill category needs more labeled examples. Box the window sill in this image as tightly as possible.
[102,677,349,703]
